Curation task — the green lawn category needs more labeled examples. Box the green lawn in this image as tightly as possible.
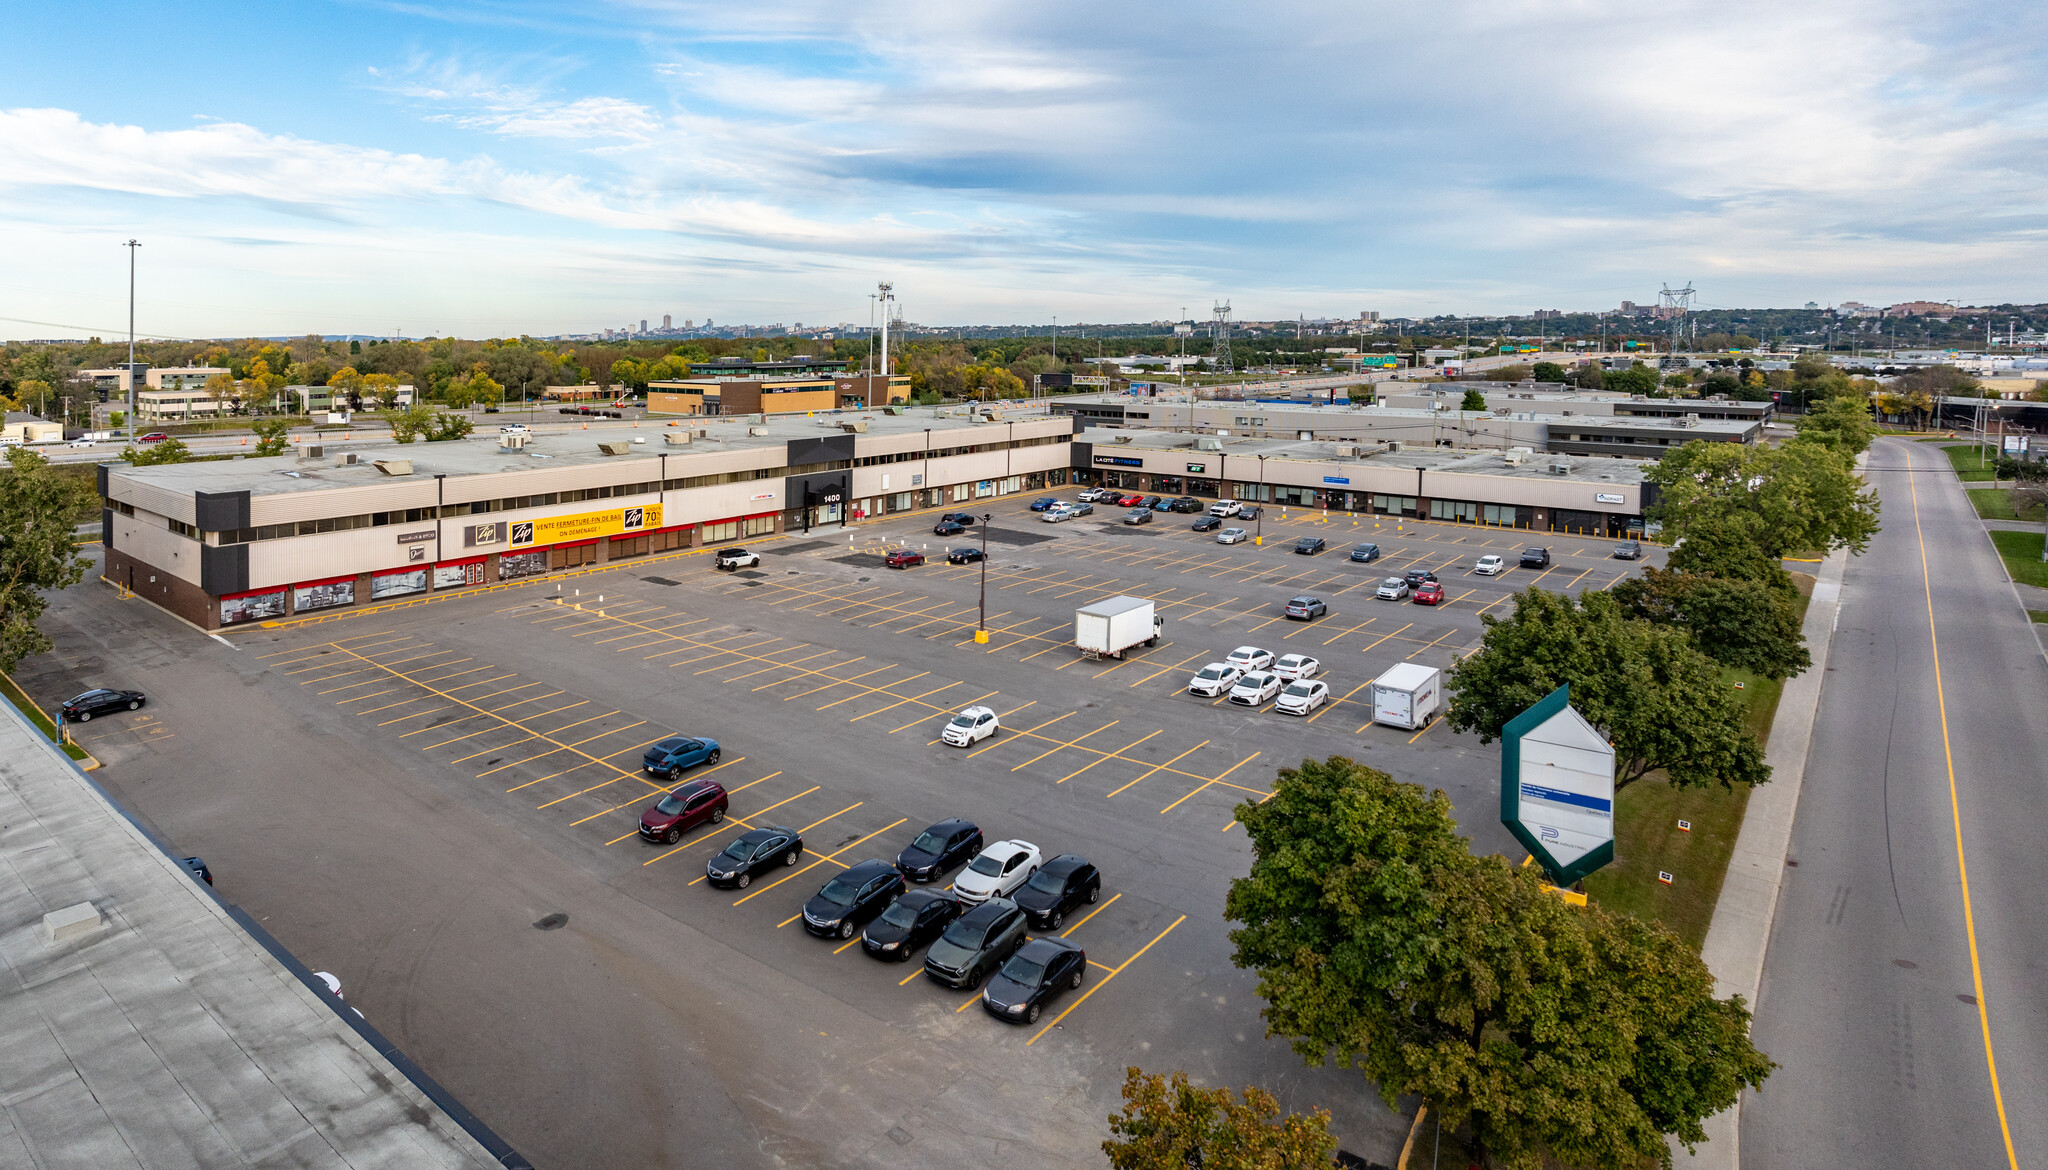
[1968,488,2045,523]
[0,672,93,762]
[1942,444,2000,481]
[1988,530,2048,588]
[1581,586,1809,949]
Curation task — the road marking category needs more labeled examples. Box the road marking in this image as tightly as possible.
[1159,751,1262,814]
[736,815,904,901]
[1104,742,1209,797]
[1059,892,1121,936]
[1908,462,2020,1169]
[966,711,1069,757]
[1055,729,1162,784]
[1010,720,1120,771]
[1027,915,1186,1045]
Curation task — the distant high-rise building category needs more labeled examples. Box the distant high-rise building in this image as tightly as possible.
[641,319,649,334]
[1360,311,1380,323]
[1804,302,1820,311]
[685,319,694,329]
[662,314,672,330]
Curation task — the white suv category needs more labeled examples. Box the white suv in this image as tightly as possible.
[1209,500,1242,517]
[1474,554,1506,576]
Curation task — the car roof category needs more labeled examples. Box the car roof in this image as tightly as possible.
[1238,670,1274,681]
[920,817,976,836]
[841,858,898,881]
[737,825,793,843]
[1287,596,1318,604]
[1230,645,1264,654]
[1276,652,1309,661]
[1040,854,1091,876]
[957,898,1016,926]
[898,888,957,908]
[670,778,722,798]
[984,839,1035,855]
[655,735,694,749]
[1015,936,1081,962]
[956,705,995,718]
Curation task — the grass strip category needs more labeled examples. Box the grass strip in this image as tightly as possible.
[0,671,92,761]
[1942,444,2000,481]
[1988,530,2048,588]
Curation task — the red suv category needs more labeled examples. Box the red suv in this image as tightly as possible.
[639,779,729,844]
[885,549,925,569]
[1412,581,1445,606]
[138,432,171,443]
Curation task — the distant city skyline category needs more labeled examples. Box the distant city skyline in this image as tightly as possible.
[2,1,2043,338]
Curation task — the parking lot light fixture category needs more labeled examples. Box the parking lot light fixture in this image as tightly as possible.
[1254,455,1267,546]
[976,512,993,642]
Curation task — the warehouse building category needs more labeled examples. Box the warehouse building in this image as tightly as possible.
[99,411,1072,630]
[647,372,909,415]
[1072,429,1654,535]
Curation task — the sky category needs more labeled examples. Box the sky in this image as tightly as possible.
[1,0,2044,338]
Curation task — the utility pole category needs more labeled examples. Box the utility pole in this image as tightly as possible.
[124,239,141,429]
[976,513,992,639]
[877,282,894,379]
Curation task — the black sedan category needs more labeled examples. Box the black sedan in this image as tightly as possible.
[1169,497,1204,513]
[860,889,964,961]
[1012,854,1101,929]
[897,818,983,882]
[982,937,1087,1025]
[704,826,804,889]
[801,859,906,939]
[940,512,980,526]
[61,688,146,722]
[1294,536,1326,555]
[933,520,967,536]
[1519,546,1552,569]
[1191,515,1222,533]
[946,547,985,564]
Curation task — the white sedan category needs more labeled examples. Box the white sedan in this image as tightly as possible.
[1474,554,1506,576]
[942,705,1000,747]
[1272,653,1321,681]
[1276,679,1330,716]
[954,839,1042,904]
[1228,671,1283,707]
[1187,662,1245,697]
[1376,577,1410,600]
[1225,646,1274,672]
[1209,500,1243,517]
[1216,527,1249,544]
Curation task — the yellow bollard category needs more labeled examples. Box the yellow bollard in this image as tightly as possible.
[974,630,990,644]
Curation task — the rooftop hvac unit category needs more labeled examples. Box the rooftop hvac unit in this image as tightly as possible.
[597,439,633,455]
[333,452,359,466]
[663,431,691,445]
[1502,447,1532,465]
[1386,440,1402,453]
[1195,436,1223,451]
[1684,413,1701,426]
[372,458,413,476]
[1551,459,1572,475]
[1340,444,1364,458]
[747,426,771,437]
[499,432,528,450]
[1561,410,1574,416]
[1114,433,1134,444]
[838,420,868,433]
[299,444,324,460]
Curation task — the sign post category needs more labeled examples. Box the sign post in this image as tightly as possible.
[1500,684,1615,890]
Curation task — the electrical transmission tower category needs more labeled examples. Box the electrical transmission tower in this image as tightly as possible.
[1210,302,1234,373]
[1659,283,1695,352]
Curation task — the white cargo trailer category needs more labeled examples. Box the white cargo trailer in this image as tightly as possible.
[1370,663,1441,730]
[1075,596,1160,660]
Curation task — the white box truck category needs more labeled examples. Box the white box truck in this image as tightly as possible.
[1075,596,1161,660]
[1370,663,1441,730]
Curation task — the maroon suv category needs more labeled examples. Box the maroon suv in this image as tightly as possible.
[639,779,729,844]
[885,549,925,569]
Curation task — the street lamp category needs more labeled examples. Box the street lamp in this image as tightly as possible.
[975,512,993,642]
[1255,454,1268,546]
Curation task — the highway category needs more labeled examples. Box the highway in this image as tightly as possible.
[1743,436,2045,1167]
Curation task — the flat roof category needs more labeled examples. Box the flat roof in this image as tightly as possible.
[1059,394,1753,436]
[0,706,506,1169]
[108,406,1059,498]
[1077,428,1647,484]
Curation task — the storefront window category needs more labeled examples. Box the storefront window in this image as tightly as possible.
[1371,494,1418,517]
[292,578,355,613]
[500,550,548,579]
[372,568,429,599]
[1431,500,1478,523]
[220,588,286,625]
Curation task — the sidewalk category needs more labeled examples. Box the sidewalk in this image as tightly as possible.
[1671,545,1849,1169]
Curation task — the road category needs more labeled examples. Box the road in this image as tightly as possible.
[1744,436,2046,1167]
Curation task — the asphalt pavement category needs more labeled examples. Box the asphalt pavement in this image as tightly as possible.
[1743,436,2047,1167]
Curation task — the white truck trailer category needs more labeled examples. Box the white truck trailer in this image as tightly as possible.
[1370,663,1442,730]
[1075,596,1161,660]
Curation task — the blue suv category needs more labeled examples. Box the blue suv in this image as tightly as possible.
[643,735,722,780]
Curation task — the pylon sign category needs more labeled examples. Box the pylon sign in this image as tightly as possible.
[1500,684,1615,886]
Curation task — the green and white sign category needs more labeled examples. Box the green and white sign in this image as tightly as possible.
[1500,684,1615,887]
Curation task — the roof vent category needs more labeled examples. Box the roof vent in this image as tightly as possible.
[838,420,868,433]
[597,439,633,455]
[499,432,528,450]
[747,426,771,437]
[663,431,692,446]
[372,459,413,476]
[298,444,324,460]
[333,452,360,466]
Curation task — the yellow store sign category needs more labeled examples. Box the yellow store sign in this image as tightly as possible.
[508,504,663,548]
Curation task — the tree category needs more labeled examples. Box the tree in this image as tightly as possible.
[363,373,403,410]
[1446,588,1769,792]
[1611,567,1811,679]
[1460,388,1488,412]
[388,405,474,443]
[1662,511,1793,589]
[329,366,366,413]
[1102,1068,1336,1170]
[121,437,193,465]
[1531,361,1566,383]
[203,372,238,416]
[242,358,286,414]
[443,366,504,410]
[1604,362,1659,395]
[1794,394,1877,456]
[1648,440,1879,559]
[0,448,94,672]
[1225,756,1773,1170]
[250,417,293,457]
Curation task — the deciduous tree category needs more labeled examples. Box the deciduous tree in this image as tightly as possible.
[1101,1068,1336,1170]
[1225,756,1773,1170]
[1446,588,1769,792]
[0,448,93,672]
[1610,567,1810,679]
[121,437,193,465]
[1794,394,1877,456]
[250,417,293,457]
[1647,440,1879,560]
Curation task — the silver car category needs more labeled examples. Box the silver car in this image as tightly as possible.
[1216,527,1249,544]
[1376,577,1410,600]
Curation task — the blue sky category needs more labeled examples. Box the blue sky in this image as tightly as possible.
[2,0,2044,337]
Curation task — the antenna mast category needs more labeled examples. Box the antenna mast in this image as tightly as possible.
[1210,302,1234,373]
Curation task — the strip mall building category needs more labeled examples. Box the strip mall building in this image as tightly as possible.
[99,410,1071,630]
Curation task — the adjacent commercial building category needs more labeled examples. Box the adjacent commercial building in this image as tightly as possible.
[98,410,1072,630]
[648,373,908,416]
[2,411,63,444]
[1072,429,1654,535]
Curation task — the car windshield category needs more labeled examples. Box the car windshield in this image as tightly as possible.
[1024,868,1066,895]
[879,902,921,928]
[1284,683,1316,697]
[969,854,1005,877]
[721,840,755,861]
[655,794,686,815]
[656,737,688,752]
[1278,656,1302,667]
[1000,954,1047,985]
[949,714,975,728]
[1195,667,1225,680]
[928,938,974,965]
[911,830,948,853]
[817,877,860,906]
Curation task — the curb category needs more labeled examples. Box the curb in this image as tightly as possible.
[1672,548,1851,1167]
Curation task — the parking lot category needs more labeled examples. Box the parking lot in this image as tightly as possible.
[25,492,1657,1168]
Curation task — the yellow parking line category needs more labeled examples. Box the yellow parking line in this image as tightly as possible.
[892,690,996,734]
[1305,682,1370,725]
[378,705,447,725]
[334,688,401,706]
[1159,751,1261,814]
[1010,720,1119,771]
[1128,652,1206,688]
[1027,915,1186,1045]
[1056,729,1162,784]
[646,794,854,869]
[818,672,927,710]
[1103,741,1209,798]
[518,734,666,794]
[315,677,390,695]
[1407,719,1440,744]
[997,700,1037,718]
[782,661,886,698]
[968,711,1069,756]
[1059,892,1121,936]
[847,680,966,722]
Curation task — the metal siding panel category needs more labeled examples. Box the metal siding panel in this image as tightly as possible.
[199,543,249,595]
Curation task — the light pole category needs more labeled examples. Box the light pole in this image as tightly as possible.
[124,239,141,430]
[1255,454,1268,546]
[975,512,993,642]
